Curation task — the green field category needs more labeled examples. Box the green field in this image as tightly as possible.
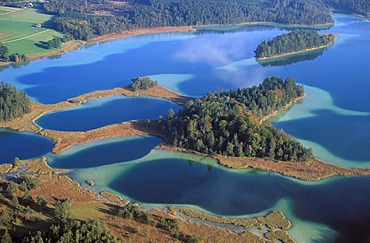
[0,6,65,55]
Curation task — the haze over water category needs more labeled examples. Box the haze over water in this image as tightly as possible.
[1,13,370,242]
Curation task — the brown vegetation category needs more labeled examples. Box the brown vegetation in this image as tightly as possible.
[158,144,370,181]
[216,156,370,181]
[0,101,75,133]
[100,191,129,207]
[41,121,148,153]
[70,84,191,106]
[0,84,189,135]
[171,207,293,242]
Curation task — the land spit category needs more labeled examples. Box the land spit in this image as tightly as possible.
[1,84,369,181]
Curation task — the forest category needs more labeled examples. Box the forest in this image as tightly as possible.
[0,82,31,122]
[165,77,312,162]
[0,43,28,63]
[41,0,334,41]
[255,30,336,59]
[0,0,368,41]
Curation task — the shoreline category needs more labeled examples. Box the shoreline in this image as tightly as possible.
[0,156,297,242]
[0,84,190,134]
[0,20,335,68]
[0,26,195,67]
[157,144,370,181]
[259,94,305,123]
[1,84,370,181]
[256,36,337,62]
[196,21,334,30]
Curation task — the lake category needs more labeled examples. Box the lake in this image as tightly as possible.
[36,95,180,131]
[0,13,369,242]
[0,128,54,164]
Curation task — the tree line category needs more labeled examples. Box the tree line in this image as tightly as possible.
[255,30,336,59]
[217,77,304,117]
[0,43,28,63]
[0,82,31,122]
[164,77,313,162]
[42,0,337,41]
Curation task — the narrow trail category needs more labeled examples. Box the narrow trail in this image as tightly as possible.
[3,29,50,43]
[0,8,29,17]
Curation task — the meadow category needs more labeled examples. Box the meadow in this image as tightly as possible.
[0,6,65,55]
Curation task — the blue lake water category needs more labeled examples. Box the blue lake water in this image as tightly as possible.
[36,96,180,131]
[0,13,370,242]
[110,157,370,242]
[47,136,161,169]
[0,129,54,164]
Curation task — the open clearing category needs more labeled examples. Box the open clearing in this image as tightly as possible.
[0,6,66,55]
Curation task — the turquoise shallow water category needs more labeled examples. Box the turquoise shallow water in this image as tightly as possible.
[0,13,370,242]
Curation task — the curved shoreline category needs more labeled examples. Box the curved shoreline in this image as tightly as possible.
[1,84,370,181]
[157,144,370,181]
[0,84,191,134]
[0,21,334,68]
[196,21,334,30]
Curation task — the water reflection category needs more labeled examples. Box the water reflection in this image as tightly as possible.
[257,48,327,67]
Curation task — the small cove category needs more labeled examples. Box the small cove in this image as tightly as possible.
[0,128,54,164]
[36,95,180,131]
[0,13,369,242]
[47,136,161,169]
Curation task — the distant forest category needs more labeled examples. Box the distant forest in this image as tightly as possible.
[164,77,312,162]
[255,30,336,59]
[33,0,369,41]
[0,82,31,122]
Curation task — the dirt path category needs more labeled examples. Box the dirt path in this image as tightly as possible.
[3,29,50,43]
[0,8,29,17]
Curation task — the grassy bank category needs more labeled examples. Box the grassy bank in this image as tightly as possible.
[0,7,68,55]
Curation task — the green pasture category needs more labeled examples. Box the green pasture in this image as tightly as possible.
[0,7,65,55]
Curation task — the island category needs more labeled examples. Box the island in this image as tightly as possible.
[1,0,368,67]
[2,75,370,241]
[165,77,311,162]
[255,30,336,61]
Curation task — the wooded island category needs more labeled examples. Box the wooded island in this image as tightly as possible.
[165,77,312,162]
[255,30,336,60]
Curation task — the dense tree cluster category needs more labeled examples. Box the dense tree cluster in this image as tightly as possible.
[218,77,304,117]
[18,219,119,243]
[0,43,9,61]
[117,203,200,241]
[0,43,28,63]
[324,0,370,18]
[45,37,62,49]
[0,82,31,122]
[130,76,158,91]
[255,30,336,59]
[165,77,312,162]
[53,13,131,40]
[130,0,334,27]
[43,0,337,41]
[0,176,118,243]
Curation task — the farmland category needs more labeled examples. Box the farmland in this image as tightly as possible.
[0,6,71,56]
